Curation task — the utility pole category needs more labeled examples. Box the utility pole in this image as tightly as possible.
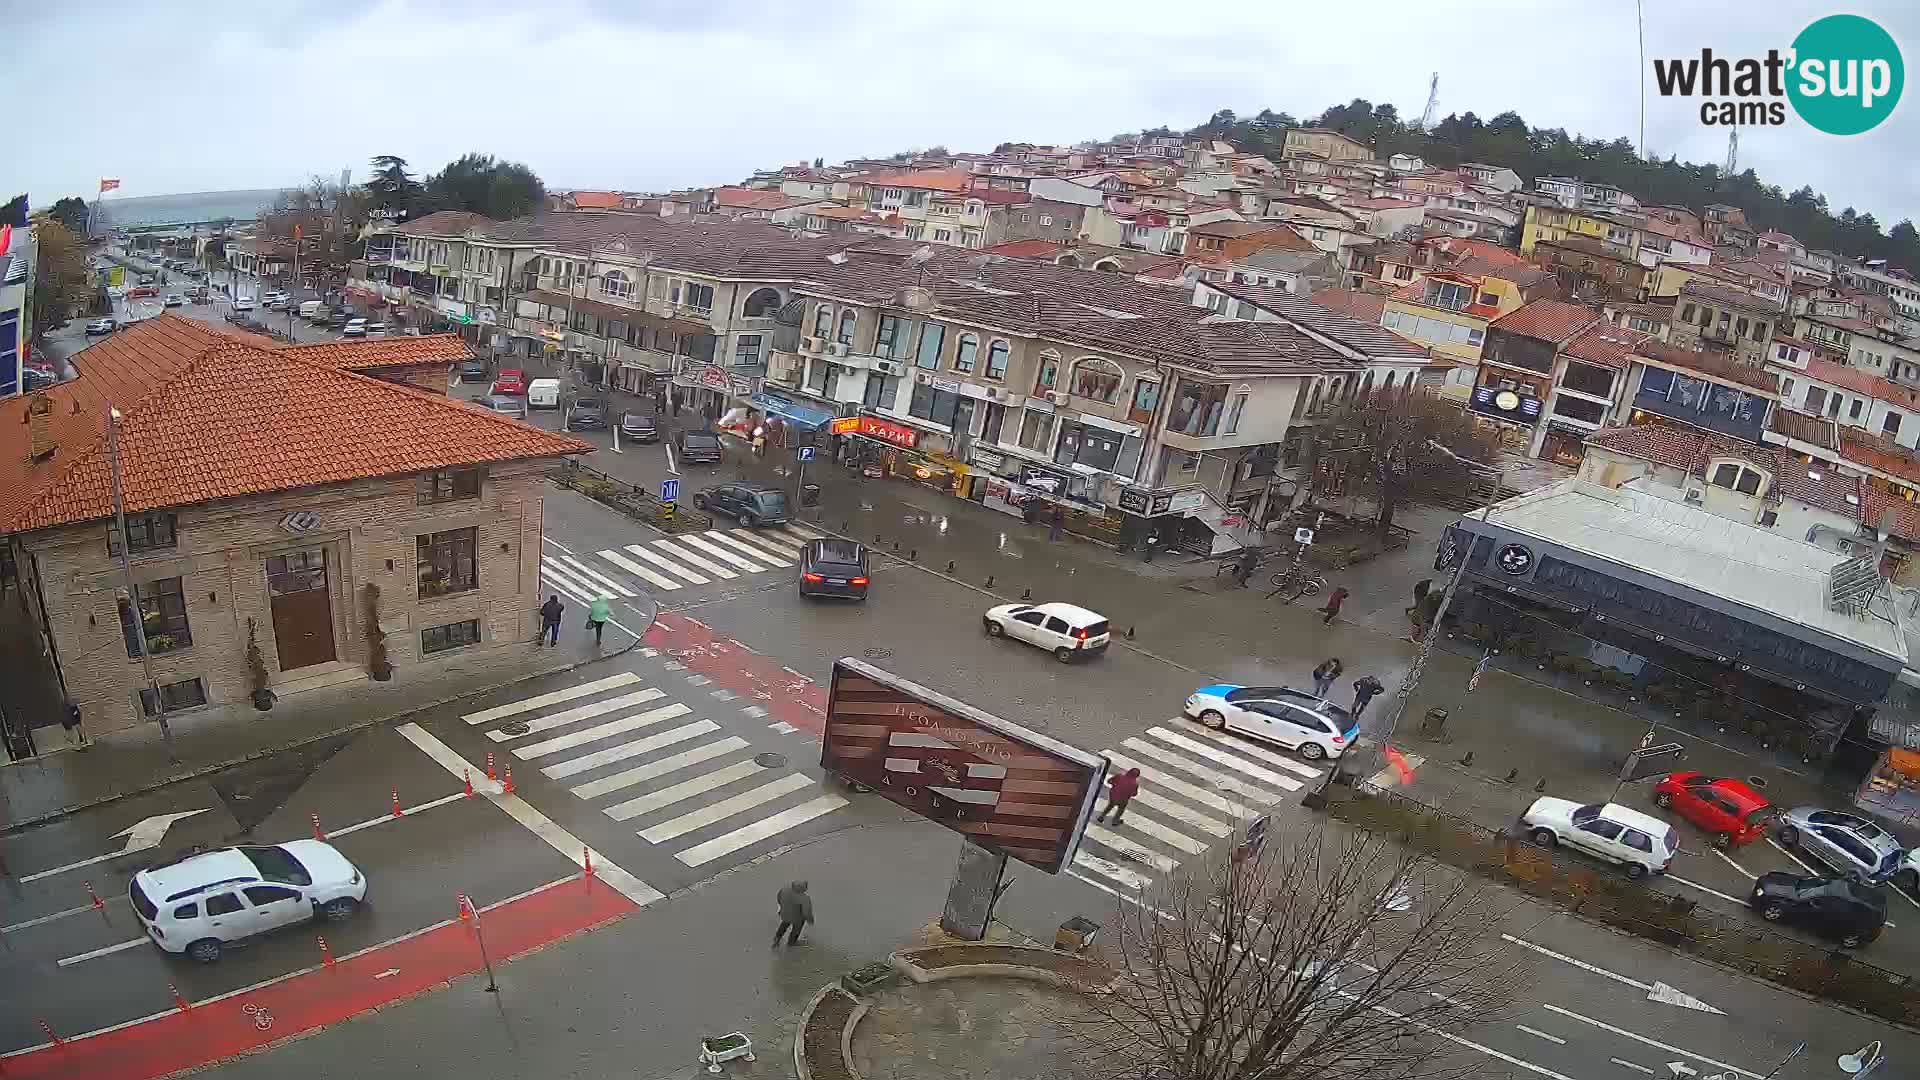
[108,407,176,762]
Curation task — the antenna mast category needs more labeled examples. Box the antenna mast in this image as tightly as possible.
[1417,72,1440,131]
[1724,128,1739,175]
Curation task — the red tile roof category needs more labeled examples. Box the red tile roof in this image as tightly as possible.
[1304,288,1387,324]
[1561,323,1650,370]
[1862,487,1920,542]
[1801,357,1920,409]
[713,187,807,211]
[1488,299,1601,345]
[0,315,589,534]
[569,190,623,209]
[852,169,973,193]
[396,211,490,237]
[984,240,1064,259]
[278,335,472,371]
[1839,429,1920,486]
[1588,422,1866,518]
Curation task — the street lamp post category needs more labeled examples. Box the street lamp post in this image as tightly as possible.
[108,407,177,761]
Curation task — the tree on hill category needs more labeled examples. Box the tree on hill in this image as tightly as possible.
[46,197,89,234]
[366,154,425,216]
[0,195,27,228]
[422,153,545,220]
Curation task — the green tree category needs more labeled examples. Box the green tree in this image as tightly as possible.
[0,194,26,228]
[366,154,425,216]
[1319,388,1500,541]
[46,197,89,234]
[30,220,92,337]
[422,153,546,220]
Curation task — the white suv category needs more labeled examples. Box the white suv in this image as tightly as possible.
[128,841,367,963]
[982,601,1110,663]
[1522,797,1676,880]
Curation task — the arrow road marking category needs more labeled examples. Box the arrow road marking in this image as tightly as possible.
[20,809,212,883]
[1542,1005,1761,1079]
[1501,934,1723,1014]
[373,968,401,979]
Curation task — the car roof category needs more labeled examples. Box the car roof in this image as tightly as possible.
[1599,802,1673,837]
[135,848,259,899]
[1032,602,1106,624]
[739,483,783,494]
[1699,777,1770,810]
[808,538,865,561]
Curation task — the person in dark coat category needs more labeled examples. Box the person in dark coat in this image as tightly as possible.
[1311,657,1344,699]
[539,595,564,646]
[1048,506,1066,542]
[1351,674,1386,719]
[774,880,813,946]
[1318,586,1350,626]
[1231,547,1260,588]
[1096,767,1141,824]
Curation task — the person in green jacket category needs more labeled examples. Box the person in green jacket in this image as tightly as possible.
[586,596,612,647]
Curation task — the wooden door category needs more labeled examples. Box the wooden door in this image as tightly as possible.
[267,548,337,671]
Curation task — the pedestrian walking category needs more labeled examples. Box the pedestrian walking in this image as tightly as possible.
[1231,547,1260,588]
[1095,767,1140,824]
[1351,674,1385,719]
[1048,506,1065,542]
[60,701,87,750]
[1318,586,1350,625]
[539,595,564,646]
[586,596,612,648]
[1311,657,1344,699]
[773,880,813,947]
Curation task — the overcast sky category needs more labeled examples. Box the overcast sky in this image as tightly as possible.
[6,0,1916,227]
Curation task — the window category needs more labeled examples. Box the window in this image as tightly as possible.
[953,334,978,374]
[417,528,478,597]
[1178,450,1202,473]
[1751,319,1768,341]
[244,885,300,906]
[876,314,908,358]
[1131,378,1161,417]
[422,619,481,654]
[417,468,481,505]
[1850,398,1864,420]
[126,577,191,656]
[205,893,244,917]
[1736,317,1749,339]
[1478,291,1497,307]
[599,270,633,299]
[1804,386,1827,414]
[1782,377,1795,398]
[1886,412,1904,437]
[733,334,764,367]
[139,676,206,715]
[837,310,856,345]
[172,903,200,919]
[1708,460,1766,495]
[1039,215,1053,226]
[907,382,960,427]
[915,322,946,369]
[1224,392,1248,434]
[1425,280,1471,311]
[1069,357,1124,403]
[741,288,781,317]
[1017,410,1053,453]
[1035,350,1060,392]
[985,340,1009,380]
[933,229,954,243]
[108,512,178,556]
[1560,362,1613,398]
[1392,264,1414,280]
[1168,380,1230,436]
[862,373,899,410]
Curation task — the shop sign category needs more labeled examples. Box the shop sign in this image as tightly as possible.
[856,416,919,449]
[829,417,862,436]
[971,448,1005,472]
[1118,488,1153,515]
[931,377,961,392]
[729,374,756,396]
[536,322,567,343]
[436,297,469,317]
[1165,489,1207,514]
[697,366,731,390]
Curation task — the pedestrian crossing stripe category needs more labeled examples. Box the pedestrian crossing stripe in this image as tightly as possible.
[1127,789,1232,838]
[483,687,666,742]
[1120,738,1287,804]
[534,524,836,599]
[638,772,817,842]
[711,529,801,562]
[643,538,736,579]
[1104,808,1210,855]
[1145,726,1307,790]
[604,759,765,821]
[564,730,742,793]
[1170,717,1327,779]
[513,702,694,760]
[462,672,643,725]
[675,534,769,573]
[1073,851,1154,892]
[1103,752,1260,820]
[705,530,796,565]
[550,554,640,597]
[539,560,604,605]
[675,795,846,868]
[605,546,708,586]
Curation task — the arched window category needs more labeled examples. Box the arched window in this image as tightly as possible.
[1092,258,1122,272]
[986,340,1010,380]
[1361,370,1375,395]
[1070,357,1125,403]
[837,309,856,345]
[742,288,781,318]
[1035,350,1061,392]
[813,303,833,338]
[1383,371,1398,392]
[953,334,978,374]
[1057,254,1081,269]
[1307,381,1323,413]
[599,270,633,299]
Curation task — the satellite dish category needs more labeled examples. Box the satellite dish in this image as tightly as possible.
[907,244,935,267]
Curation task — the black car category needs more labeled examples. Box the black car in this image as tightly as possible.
[567,397,607,429]
[694,482,787,528]
[619,411,660,443]
[677,429,723,464]
[457,359,489,382]
[1750,872,1887,948]
[799,538,869,601]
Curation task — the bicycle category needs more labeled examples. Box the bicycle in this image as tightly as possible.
[1266,564,1326,603]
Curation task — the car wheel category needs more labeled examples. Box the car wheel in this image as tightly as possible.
[1625,863,1649,881]
[1653,791,1674,808]
[1198,709,1226,730]
[187,938,223,964]
[1530,828,1557,849]
[1758,903,1784,921]
[1777,824,1799,846]
[1712,832,1734,850]
[739,513,756,528]
[320,898,359,922]
[1300,741,1328,761]
[984,619,1004,637]
[1054,647,1074,664]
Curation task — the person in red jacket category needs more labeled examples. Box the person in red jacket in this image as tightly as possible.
[1096,767,1141,824]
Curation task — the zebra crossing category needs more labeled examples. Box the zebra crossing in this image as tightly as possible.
[540,522,828,603]
[1070,718,1325,894]
[460,670,848,869]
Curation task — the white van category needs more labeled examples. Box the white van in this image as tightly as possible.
[298,300,324,321]
[527,378,562,409]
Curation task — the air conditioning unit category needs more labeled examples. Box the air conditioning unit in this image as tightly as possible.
[985,387,1003,400]
[1683,487,1704,503]
[873,358,905,377]
[829,342,849,357]
[799,336,819,353]
[1046,390,1069,406]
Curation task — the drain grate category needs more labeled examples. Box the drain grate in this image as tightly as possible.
[499,721,531,737]
[754,752,788,769]
[864,647,894,660]
[1746,775,1768,789]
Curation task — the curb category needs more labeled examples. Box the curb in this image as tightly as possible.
[1,615,654,838]
[792,984,864,1080]
[888,945,1119,993]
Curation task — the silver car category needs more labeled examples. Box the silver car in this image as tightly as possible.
[1776,807,1904,882]
[480,394,528,420]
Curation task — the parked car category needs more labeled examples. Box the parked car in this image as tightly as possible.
[84,317,117,335]
[1749,872,1887,948]
[162,294,184,307]
[1183,684,1357,761]
[693,482,788,528]
[798,538,870,601]
[233,297,254,312]
[619,411,659,443]
[342,318,366,337]
[566,396,607,429]
[982,601,1111,664]
[1775,807,1904,882]
[364,321,388,337]
[455,358,487,382]
[298,300,325,321]
[1521,798,1676,879]
[480,394,528,420]
[492,368,527,395]
[527,378,562,409]
[127,841,367,963]
[1653,772,1772,848]
[23,367,57,391]
[327,309,349,327]
[677,429,723,464]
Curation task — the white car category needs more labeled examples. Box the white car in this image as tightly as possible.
[128,840,367,963]
[1522,797,1676,880]
[982,601,1110,663]
[1184,684,1357,761]
[342,318,367,337]
[233,297,255,312]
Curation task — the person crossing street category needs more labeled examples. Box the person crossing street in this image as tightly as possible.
[773,880,813,947]
[1351,674,1386,720]
[1095,767,1141,824]
[586,596,612,648]
[539,595,564,646]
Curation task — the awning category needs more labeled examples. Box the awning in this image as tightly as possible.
[750,392,835,430]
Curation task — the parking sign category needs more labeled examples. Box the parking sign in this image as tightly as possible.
[797,446,815,462]
[660,478,680,503]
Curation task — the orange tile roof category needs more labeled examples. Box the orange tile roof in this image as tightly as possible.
[713,186,807,211]
[1304,288,1386,324]
[0,315,589,534]
[569,190,623,209]
[1488,299,1601,345]
[853,169,973,193]
[1839,429,1920,486]
[1561,323,1650,370]
[984,240,1065,259]
[1801,357,1920,409]
[278,335,473,371]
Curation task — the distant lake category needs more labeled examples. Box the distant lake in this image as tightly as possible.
[95,189,292,228]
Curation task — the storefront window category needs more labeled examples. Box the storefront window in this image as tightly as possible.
[1055,424,1122,471]
[1168,380,1229,436]
[1017,409,1054,453]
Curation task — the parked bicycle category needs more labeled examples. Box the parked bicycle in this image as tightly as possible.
[1266,564,1326,603]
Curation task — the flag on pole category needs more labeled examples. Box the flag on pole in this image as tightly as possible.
[98,179,121,193]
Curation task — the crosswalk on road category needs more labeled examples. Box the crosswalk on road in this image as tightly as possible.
[1069,718,1324,895]
[541,522,825,603]
[461,671,847,869]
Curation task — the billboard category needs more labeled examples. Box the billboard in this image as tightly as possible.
[821,658,1107,874]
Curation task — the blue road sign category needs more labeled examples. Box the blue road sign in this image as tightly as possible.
[797,446,815,462]
[660,478,680,503]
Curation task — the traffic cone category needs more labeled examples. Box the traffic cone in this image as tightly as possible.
[311,813,326,841]
[37,1019,62,1046]
[457,893,473,926]
[317,935,334,967]
[583,847,594,878]
[85,881,104,911]
[169,984,192,1012]
[391,787,403,818]
[502,766,515,794]
[486,752,497,782]
[463,769,474,798]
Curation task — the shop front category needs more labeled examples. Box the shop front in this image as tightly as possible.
[676,364,751,423]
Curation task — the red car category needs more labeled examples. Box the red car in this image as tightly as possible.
[1653,772,1772,848]
[492,368,527,395]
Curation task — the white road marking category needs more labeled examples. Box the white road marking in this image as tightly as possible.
[541,536,576,556]
[462,673,643,725]
[638,773,817,843]
[539,558,606,601]
[664,443,677,474]
[1667,874,1751,907]
[1104,752,1258,819]
[513,703,695,760]
[643,539,737,580]
[1145,726,1306,790]
[674,794,847,867]
[1540,1004,1761,1079]
[566,731,742,795]
[1108,808,1210,855]
[777,521,828,541]
[1710,846,1754,879]
[770,721,798,734]
[1515,1025,1566,1045]
[604,760,764,821]
[329,792,469,839]
[718,529,802,562]
[1119,738,1286,803]
[395,723,662,906]
[678,533,770,573]
[56,937,147,967]
[18,809,214,883]
[4,900,122,934]
[782,667,807,679]
[541,575,593,607]
[483,688,666,741]
[1128,789,1232,837]
[553,554,642,597]
[1084,824,1179,874]
[1170,718,1326,778]
[607,545,709,585]
[1767,836,1825,877]
[1612,1059,1655,1075]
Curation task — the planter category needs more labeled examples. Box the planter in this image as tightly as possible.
[841,961,895,995]
[252,688,277,711]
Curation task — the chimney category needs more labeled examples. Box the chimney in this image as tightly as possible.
[26,394,54,461]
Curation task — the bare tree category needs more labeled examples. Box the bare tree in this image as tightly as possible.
[1056,825,1525,1080]
[1314,388,1500,541]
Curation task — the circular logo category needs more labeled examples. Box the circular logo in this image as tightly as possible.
[1493,390,1521,412]
[1788,15,1904,135]
[1496,543,1534,576]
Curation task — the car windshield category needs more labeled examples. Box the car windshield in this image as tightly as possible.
[575,399,603,411]
[684,433,719,448]
[1223,686,1286,703]
[754,491,787,512]
[240,846,313,886]
[129,879,157,921]
[1570,804,1603,825]
[1082,620,1110,637]
[486,397,518,410]
[813,539,864,564]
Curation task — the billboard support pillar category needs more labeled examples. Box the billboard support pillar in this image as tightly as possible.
[941,838,1008,941]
